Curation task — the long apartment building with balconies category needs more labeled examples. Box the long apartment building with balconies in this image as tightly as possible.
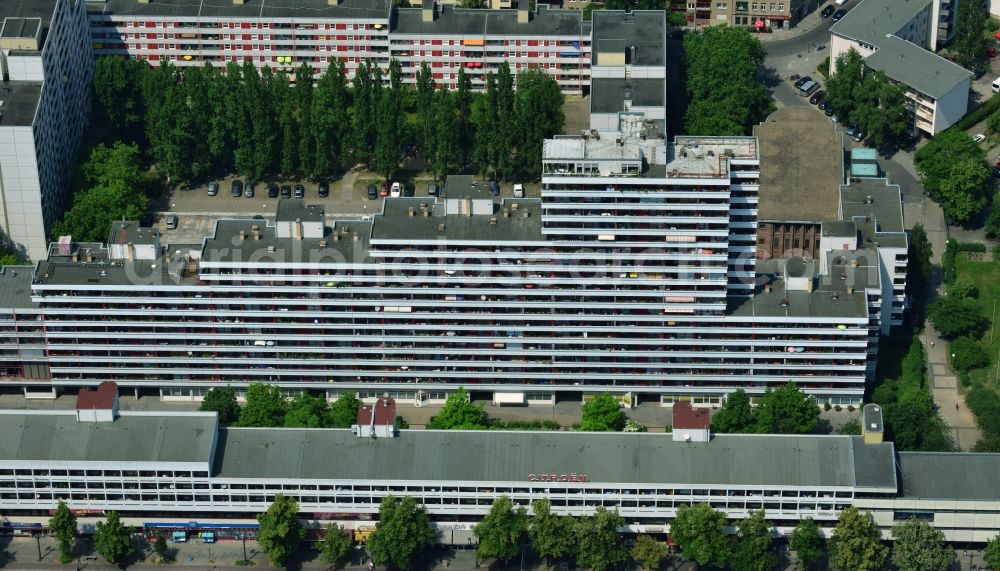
[829,0,971,137]
[0,109,898,408]
[87,0,594,93]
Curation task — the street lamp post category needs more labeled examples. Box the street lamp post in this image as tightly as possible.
[35,533,41,561]
[241,533,248,563]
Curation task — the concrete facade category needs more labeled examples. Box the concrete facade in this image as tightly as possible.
[0,0,93,261]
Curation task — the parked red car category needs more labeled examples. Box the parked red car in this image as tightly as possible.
[987,47,997,59]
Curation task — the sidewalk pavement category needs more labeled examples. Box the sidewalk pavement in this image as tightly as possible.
[0,536,712,571]
[917,198,984,450]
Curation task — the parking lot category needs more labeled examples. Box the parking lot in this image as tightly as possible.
[152,171,542,245]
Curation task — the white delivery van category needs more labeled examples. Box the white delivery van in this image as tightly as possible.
[992,77,1000,93]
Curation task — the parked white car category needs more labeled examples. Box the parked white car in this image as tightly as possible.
[973,133,986,144]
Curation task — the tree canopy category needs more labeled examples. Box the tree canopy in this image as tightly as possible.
[368,496,437,569]
[730,510,775,571]
[94,511,134,565]
[427,387,488,429]
[238,383,288,427]
[986,533,1000,570]
[257,494,305,567]
[683,26,769,135]
[48,500,78,564]
[200,386,240,424]
[319,523,353,569]
[474,496,528,562]
[329,392,362,428]
[914,129,992,223]
[670,503,730,568]
[90,55,561,188]
[789,517,824,569]
[631,535,667,571]
[528,498,575,566]
[54,142,152,242]
[753,382,820,434]
[928,294,990,340]
[830,507,888,571]
[825,49,909,147]
[952,0,987,70]
[284,391,332,428]
[580,392,627,431]
[711,389,754,433]
[573,507,628,571]
[891,519,954,571]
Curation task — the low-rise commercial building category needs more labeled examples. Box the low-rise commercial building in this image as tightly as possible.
[829,0,971,136]
[0,398,996,543]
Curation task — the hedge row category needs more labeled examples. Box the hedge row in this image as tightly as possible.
[952,93,1000,132]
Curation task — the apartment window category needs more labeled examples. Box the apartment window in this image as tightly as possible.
[779,3,784,9]
[736,1,748,9]
[717,3,728,8]
[770,3,776,10]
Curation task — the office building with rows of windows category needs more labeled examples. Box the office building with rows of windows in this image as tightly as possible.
[0,398,997,544]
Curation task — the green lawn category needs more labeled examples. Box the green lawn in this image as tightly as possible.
[954,255,1000,387]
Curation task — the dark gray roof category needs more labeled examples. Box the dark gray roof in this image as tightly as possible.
[393,5,588,37]
[830,0,970,99]
[0,265,36,310]
[728,265,870,319]
[829,0,926,45]
[106,220,160,247]
[840,178,905,234]
[754,106,844,223]
[276,199,324,223]
[0,0,56,23]
[90,0,391,20]
[201,218,374,265]
[0,81,41,127]
[863,36,971,100]
[823,220,856,239]
[591,78,665,114]
[214,429,888,488]
[0,17,39,39]
[851,436,895,489]
[898,452,1000,500]
[591,10,664,67]
[0,412,217,465]
[370,198,543,243]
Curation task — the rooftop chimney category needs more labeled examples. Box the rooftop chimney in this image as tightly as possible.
[671,401,711,442]
[353,397,397,438]
[76,381,120,423]
[422,0,436,22]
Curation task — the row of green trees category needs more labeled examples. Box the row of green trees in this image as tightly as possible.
[667,504,960,571]
[199,384,361,428]
[92,56,564,187]
[683,26,770,136]
[710,382,820,434]
[426,388,644,432]
[825,49,910,149]
[47,493,1000,571]
[48,501,137,565]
